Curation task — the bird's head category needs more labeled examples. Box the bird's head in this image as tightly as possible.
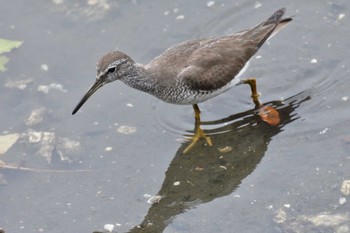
[72,51,135,115]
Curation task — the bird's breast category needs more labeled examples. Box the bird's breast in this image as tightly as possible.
[153,77,241,105]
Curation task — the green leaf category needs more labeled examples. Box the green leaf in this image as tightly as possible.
[0,55,9,72]
[0,38,23,54]
[0,38,23,72]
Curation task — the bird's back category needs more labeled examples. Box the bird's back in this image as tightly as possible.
[146,8,291,91]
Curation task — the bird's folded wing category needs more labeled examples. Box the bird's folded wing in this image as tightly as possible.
[178,38,257,91]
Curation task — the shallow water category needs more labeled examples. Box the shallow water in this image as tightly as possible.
[1,1,350,233]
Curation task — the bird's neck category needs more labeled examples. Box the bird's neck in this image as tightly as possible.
[120,63,158,93]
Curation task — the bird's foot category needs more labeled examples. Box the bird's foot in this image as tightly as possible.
[183,127,213,154]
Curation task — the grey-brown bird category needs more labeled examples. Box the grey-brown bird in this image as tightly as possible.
[72,8,292,153]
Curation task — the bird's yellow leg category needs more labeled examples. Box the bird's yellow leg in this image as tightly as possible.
[183,104,213,154]
[193,104,201,122]
[242,78,281,126]
[242,78,262,108]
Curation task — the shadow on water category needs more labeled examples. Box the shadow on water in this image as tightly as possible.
[93,92,310,233]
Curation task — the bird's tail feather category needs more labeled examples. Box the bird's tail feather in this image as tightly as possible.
[264,8,287,26]
[257,8,292,47]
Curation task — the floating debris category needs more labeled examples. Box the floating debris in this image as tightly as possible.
[254,2,262,9]
[37,83,68,94]
[173,181,180,186]
[0,133,20,155]
[52,0,63,4]
[342,96,348,101]
[25,130,56,163]
[176,15,185,20]
[341,180,350,196]
[319,128,330,135]
[147,195,163,204]
[0,38,23,54]
[117,125,137,134]
[274,209,287,223]
[57,137,81,163]
[21,129,80,164]
[103,224,114,232]
[299,213,349,227]
[105,147,113,152]
[217,146,232,153]
[0,159,90,172]
[275,210,350,232]
[339,197,346,205]
[310,58,318,64]
[25,107,46,126]
[5,78,33,90]
[338,13,345,21]
[207,1,215,7]
[52,0,113,21]
[258,106,280,126]
[40,64,49,71]
[0,38,23,72]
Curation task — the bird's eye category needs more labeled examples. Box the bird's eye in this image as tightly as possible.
[107,67,116,73]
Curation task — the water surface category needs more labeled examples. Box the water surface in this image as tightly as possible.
[0,1,349,233]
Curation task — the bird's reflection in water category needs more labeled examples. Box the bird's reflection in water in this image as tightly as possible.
[94,92,310,233]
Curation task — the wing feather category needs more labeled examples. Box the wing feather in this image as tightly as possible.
[146,8,291,91]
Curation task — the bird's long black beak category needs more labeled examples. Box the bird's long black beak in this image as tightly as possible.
[72,79,104,115]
